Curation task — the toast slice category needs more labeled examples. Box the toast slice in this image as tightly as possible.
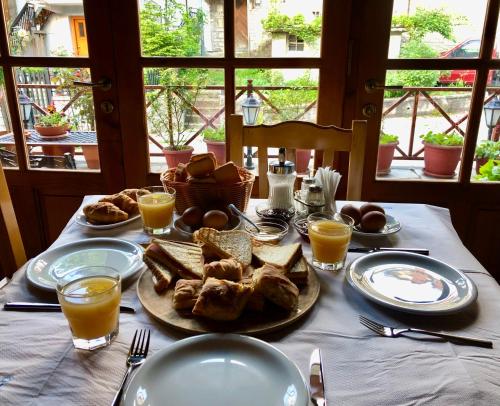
[143,255,175,293]
[193,228,252,267]
[252,242,302,272]
[147,239,204,280]
[285,256,309,285]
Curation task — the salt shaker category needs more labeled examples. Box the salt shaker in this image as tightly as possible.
[300,176,316,201]
[267,148,296,210]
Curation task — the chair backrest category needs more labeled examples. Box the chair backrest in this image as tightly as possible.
[0,161,27,274]
[228,114,367,200]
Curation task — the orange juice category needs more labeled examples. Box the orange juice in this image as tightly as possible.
[308,220,352,264]
[59,276,121,340]
[138,192,175,229]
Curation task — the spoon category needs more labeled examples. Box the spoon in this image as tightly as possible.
[228,204,261,232]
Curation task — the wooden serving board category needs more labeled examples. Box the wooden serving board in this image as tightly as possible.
[136,260,320,335]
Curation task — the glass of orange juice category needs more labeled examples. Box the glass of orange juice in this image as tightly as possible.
[56,266,121,351]
[137,186,176,235]
[307,212,355,271]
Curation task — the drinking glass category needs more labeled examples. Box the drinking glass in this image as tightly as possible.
[56,266,121,351]
[307,211,355,271]
[137,186,176,235]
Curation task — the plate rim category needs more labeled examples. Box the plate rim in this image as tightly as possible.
[345,251,478,315]
[26,237,145,292]
[122,333,309,406]
[75,211,141,230]
[352,214,401,237]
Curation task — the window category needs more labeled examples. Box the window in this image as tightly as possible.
[288,35,304,52]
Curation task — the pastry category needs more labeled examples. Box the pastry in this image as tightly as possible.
[83,201,128,224]
[252,264,299,311]
[173,279,204,310]
[192,277,252,321]
[100,192,139,215]
[120,188,144,202]
[203,258,243,282]
[186,153,216,177]
[213,161,241,184]
[174,163,188,182]
[242,277,265,312]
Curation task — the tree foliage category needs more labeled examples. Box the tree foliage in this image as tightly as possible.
[392,8,461,41]
[261,12,321,43]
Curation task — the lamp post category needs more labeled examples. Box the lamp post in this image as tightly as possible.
[241,79,261,170]
[483,95,500,140]
[18,91,33,130]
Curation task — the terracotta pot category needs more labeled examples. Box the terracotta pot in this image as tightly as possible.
[34,124,68,137]
[82,145,100,169]
[41,145,75,156]
[377,142,398,175]
[296,149,312,173]
[423,143,463,178]
[205,140,226,165]
[162,146,194,168]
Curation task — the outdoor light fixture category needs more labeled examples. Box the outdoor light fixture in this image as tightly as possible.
[483,95,500,140]
[242,79,261,169]
[18,91,33,129]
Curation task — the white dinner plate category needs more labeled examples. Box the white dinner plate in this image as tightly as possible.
[346,251,477,315]
[75,211,141,230]
[26,238,144,291]
[352,214,401,238]
[122,334,309,406]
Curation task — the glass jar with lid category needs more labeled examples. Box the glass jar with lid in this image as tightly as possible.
[267,148,296,211]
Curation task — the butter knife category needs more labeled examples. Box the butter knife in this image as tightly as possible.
[348,247,429,255]
[309,348,326,406]
[3,302,136,313]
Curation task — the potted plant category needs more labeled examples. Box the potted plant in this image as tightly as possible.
[474,140,500,174]
[420,131,464,178]
[377,132,399,175]
[475,159,500,181]
[203,126,226,164]
[34,106,74,156]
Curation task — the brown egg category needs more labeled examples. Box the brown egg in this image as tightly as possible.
[181,206,204,228]
[360,203,385,217]
[340,204,362,225]
[202,210,229,230]
[360,211,387,233]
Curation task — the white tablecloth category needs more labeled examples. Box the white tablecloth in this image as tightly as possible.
[1,198,499,406]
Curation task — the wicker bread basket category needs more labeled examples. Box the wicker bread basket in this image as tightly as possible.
[160,166,255,214]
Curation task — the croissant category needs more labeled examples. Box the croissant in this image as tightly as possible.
[120,188,143,202]
[100,193,139,215]
[203,258,243,282]
[83,202,128,224]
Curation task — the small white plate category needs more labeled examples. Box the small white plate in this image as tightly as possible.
[346,251,477,314]
[26,238,144,292]
[75,211,141,230]
[352,214,401,238]
[122,334,309,406]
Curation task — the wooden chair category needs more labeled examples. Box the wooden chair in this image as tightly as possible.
[228,114,367,200]
[0,160,27,275]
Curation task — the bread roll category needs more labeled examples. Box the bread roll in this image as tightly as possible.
[213,161,241,184]
[174,163,188,182]
[186,153,216,177]
[203,258,243,282]
[252,264,299,311]
[83,202,128,224]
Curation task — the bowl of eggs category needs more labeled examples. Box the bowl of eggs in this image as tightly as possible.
[174,206,241,238]
[340,203,401,237]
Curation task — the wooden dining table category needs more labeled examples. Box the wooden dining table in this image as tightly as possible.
[1,197,499,405]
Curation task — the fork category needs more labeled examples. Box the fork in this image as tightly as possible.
[111,329,151,406]
[359,315,493,348]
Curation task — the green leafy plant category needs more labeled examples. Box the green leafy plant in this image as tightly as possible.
[475,140,500,159]
[261,12,321,43]
[392,8,461,41]
[203,127,225,142]
[475,159,500,181]
[380,133,399,144]
[36,110,69,128]
[420,131,463,146]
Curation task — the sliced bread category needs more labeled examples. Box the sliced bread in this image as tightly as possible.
[252,242,302,272]
[193,228,252,267]
[285,256,309,285]
[149,239,204,280]
[143,255,175,293]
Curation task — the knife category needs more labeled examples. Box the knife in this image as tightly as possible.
[309,348,326,406]
[3,302,136,314]
[348,247,429,255]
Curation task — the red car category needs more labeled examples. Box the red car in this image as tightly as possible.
[438,39,498,85]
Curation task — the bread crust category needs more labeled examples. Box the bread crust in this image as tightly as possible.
[213,161,242,184]
[186,153,216,177]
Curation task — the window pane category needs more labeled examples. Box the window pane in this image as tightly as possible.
[235,0,323,58]
[389,0,487,59]
[0,68,15,168]
[139,0,222,57]
[472,75,500,183]
[377,70,472,181]
[144,68,225,173]
[4,1,88,57]
[13,67,99,170]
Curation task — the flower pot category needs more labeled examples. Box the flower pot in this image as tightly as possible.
[296,149,312,173]
[423,143,463,178]
[82,145,100,169]
[163,146,194,168]
[34,124,68,137]
[377,142,398,175]
[205,140,226,165]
